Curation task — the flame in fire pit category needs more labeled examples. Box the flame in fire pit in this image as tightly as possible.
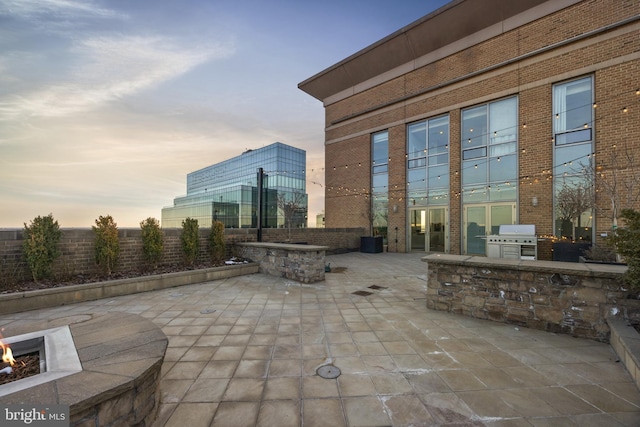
[0,333,17,366]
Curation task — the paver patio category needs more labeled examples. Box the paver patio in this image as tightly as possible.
[1,252,639,426]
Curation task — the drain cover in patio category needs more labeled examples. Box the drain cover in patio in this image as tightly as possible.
[352,290,373,296]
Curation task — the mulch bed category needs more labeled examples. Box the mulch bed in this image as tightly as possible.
[0,352,40,385]
[0,259,248,295]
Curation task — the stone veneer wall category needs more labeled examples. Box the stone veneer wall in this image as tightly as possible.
[0,227,364,285]
[238,242,328,283]
[424,254,629,342]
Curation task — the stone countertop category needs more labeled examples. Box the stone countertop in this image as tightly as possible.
[0,312,168,420]
[238,242,329,251]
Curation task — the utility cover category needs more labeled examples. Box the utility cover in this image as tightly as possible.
[316,364,341,379]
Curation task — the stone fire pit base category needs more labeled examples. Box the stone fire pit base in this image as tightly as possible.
[0,312,168,427]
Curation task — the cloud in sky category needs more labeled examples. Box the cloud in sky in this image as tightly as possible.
[1,35,231,120]
[0,0,450,228]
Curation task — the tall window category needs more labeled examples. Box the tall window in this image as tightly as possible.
[372,131,388,238]
[407,115,450,206]
[461,97,518,202]
[553,76,594,241]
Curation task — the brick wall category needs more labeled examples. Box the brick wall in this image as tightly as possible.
[0,227,365,285]
[322,0,640,254]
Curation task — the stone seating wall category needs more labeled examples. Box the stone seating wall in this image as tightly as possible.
[424,254,630,342]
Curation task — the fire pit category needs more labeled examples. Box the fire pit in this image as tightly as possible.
[0,313,168,427]
[0,326,82,396]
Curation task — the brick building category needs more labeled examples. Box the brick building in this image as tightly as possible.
[299,0,640,257]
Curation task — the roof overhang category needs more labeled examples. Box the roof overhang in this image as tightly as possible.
[298,0,555,102]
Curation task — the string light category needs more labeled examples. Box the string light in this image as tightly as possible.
[324,87,635,200]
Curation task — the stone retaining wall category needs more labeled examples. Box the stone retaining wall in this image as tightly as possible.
[424,254,629,342]
[238,242,328,283]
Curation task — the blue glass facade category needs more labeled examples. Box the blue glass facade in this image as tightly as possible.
[162,142,307,228]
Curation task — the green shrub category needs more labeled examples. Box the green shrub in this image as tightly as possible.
[181,217,200,266]
[93,215,119,275]
[23,214,62,281]
[610,208,640,289]
[208,220,226,264]
[140,217,164,269]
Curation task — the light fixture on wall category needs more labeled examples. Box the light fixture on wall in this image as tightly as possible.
[392,205,398,213]
[532,197,538,207]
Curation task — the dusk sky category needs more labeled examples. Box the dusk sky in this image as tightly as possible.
[0,0,450,228]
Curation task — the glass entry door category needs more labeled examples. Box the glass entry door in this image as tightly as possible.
[410,208,448,252]
[428,207,447,252]
[463,203,515,255]
[410,209,426,251]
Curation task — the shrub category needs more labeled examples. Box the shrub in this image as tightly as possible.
[23,214,62,281]
[140,217,164,269]
[93,215,119,275]
[610,208,640,289]
[208,220,226,264]
[181,217,199,266]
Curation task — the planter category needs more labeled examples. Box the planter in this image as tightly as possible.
[608,316,640,390]
[360,236,383,253]
[0,263,259,315]
[552,242,591,262]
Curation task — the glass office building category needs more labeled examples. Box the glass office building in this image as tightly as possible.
[162,142,308,228]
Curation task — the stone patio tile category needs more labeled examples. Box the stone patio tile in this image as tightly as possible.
[164,362,207,380]
[329,342,358,357]
[382,394,436,425]
[437,370,487,391]
[243,345,273,359]
[371,373,413,394]
[343,396,392,426]
[182,378,229,402]
[382,340,418,355]
[268,358,302,377]
[502,365,558,387]
[160,379,194,403]
[256,399,300,427]
[167,335,199,348]
[199,360,238,378]
[469,367,523,389]
[211,345,245,360]
[263,377,300,400]
[337,374,377,397]
[221,334,251,346]
[193,334,224,346]
[356,341,388,356]
[275,334,300,345]
[273,344,302,359]
[210,401,259,427]
[180,347,215,362]
[330,356,366,375]
[222,378,265,401]
[528,386,600,415]
[361,355,397,373]
[164,402,218,427]
[404,371,452,394]
[566,384,640,412]
[419,392,478,424]
[234,359,268,378]
[303,376,340,398]
[302,398,346,427]
[392,354,431,371]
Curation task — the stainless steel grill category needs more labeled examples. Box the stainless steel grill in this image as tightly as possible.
[486,224,537,260]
